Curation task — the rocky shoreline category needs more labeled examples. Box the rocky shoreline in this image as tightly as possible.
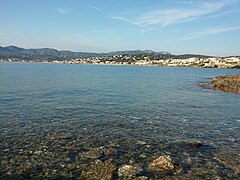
[209,74,240,93]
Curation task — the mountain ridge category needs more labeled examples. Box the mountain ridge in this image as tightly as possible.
[0,45,220,60]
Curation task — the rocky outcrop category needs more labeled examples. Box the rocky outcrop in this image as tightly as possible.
[209,74,240,93]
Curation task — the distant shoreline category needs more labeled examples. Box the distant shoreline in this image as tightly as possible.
[1,57,240,69]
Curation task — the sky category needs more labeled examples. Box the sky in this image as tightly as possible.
[0,0,240,56]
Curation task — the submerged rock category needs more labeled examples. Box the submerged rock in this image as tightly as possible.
[148,155,175,173]
[80,149,102,159]
[184,140,203,148]
[135,176,149,180]
[80,146,117,159]
[214,147,240,173]
[81,160,116,180]
[118,164,142,178]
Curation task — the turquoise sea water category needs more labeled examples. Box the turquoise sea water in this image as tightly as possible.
[0,62,239,179]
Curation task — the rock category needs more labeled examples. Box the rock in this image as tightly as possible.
[80,149,102,159]
[81,160,116,180]
[135,176,149,180]
[191,167,211,175]
[80,147,117,159]
[34,151,42,155]
[102,147,118,156]
[209,74,240,93]
[118,165,142,178]
[137,141,147,145]
[184,140,203,148]
[140,153,147,158]
[148,155,175,173]
[214,147,240,173]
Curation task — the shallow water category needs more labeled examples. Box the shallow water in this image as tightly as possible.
[0,62,239,179]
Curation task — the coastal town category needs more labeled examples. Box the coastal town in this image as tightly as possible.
[1,54,240,69]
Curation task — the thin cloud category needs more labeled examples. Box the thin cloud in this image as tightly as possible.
[57,8,70,15]
[112,0,238,27]
[111,16,145,27]
[181,26,240,40]
[138,1,231,27]
[89,6,103,12]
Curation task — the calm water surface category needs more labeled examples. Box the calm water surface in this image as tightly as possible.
[0,62,239,179]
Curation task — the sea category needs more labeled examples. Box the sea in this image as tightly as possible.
[0,62,239,179]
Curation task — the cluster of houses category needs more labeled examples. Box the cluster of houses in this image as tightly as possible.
[51,55,240,68]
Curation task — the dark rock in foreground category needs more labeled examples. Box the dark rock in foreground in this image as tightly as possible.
[209,74,240,93]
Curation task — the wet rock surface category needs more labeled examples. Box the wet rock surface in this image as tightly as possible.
[1,102,240,179]
[118,164,142,178]
[183,140,203,148]
[148,155,175,173]
[214,147,240,173]
[0,117,240,179]
[209,74,240,93]
[81,160,116,180]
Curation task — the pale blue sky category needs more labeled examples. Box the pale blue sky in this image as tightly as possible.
[0,0,240,56]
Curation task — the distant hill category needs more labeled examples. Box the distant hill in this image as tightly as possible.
[0,46,25,53]
[172,54,214,59]
[0,45,214,60]
[0,46,98,60]
[105,50,171,56]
